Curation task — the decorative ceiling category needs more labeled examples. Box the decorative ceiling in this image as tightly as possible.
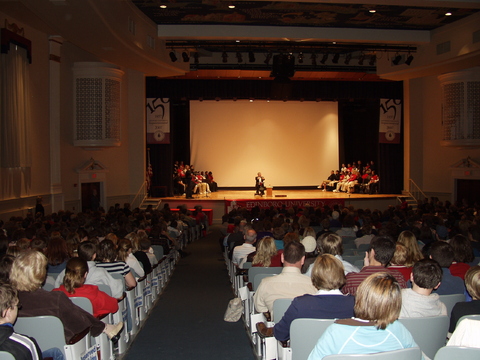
[132,1,477,30]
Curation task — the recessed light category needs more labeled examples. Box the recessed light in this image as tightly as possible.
[369,9,376,13]
[445,12,452,16]
[236,40,240,43]
[160,4,167,8]
[332,41,336,45]
[228,5,235,9]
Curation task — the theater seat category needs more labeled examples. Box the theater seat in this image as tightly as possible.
[290,318,335,360]
[323,347,422,360]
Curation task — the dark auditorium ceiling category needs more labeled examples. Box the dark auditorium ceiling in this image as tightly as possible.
[131,0,480,80]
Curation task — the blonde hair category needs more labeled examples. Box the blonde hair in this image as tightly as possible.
[311,254,346,290]
[397,230,423,266]
[125,232,140,253]
[303,227,316,239]
[252,237,278,267]
[465,265,480,300]
[117,239,133,262]
[354,272,401,330]
[391,243,408,266]
[11,250,47,292]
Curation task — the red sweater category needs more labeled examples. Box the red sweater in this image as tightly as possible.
[54,284,118,318]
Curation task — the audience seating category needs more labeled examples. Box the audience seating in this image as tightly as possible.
[438,293,465,318]
[0,352,15,360]
[15,316,89,360]
[398,316,449,359]
[272,298,293,323]
[289,318,335,360]
[434,346,480,360]
[323,347,422,360]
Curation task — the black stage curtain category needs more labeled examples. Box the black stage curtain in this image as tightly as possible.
[146,78,403,195]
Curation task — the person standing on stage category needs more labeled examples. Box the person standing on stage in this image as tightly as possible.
[185,165,194,199]
[255,172,265,196]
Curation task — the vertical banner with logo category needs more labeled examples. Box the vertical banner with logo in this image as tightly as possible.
[146,98,170,144]
[379,99,402,144]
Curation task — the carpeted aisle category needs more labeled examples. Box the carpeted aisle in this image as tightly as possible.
[124,226,255,359]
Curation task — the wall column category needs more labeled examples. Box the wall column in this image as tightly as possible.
[49,36,64,212]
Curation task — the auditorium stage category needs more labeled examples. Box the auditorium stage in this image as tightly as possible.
[154,189,400,224]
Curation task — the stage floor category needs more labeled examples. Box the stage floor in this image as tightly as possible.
[159,189,398,202]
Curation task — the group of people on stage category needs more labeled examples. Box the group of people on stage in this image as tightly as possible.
[318,161,379,194]
[173,161,218,198]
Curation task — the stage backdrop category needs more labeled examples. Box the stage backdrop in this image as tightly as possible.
[190,100,339,187]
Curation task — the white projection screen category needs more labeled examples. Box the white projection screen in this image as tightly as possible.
[190,100,339,187]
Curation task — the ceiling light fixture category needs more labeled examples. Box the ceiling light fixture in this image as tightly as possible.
[344,53,352,65]
[392,53,402,65]
[405,54,414,66]
[320,53,328,64]
[228,5,235,9]
[160,4,167,8]
[298,52,304,64]
[445,12,452,16]
[369,9,376,13]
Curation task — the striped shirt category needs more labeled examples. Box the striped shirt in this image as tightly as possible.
[342,266,407,296]
[96,261,130,277]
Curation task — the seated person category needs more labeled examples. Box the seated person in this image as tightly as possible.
[232,229,257,269]
[55,242,124,299]
[400,259,447,318]
[306,233,359,276]
[54,257,119,318]
[11,250,123,343]
[449,234,473,280]
[449,265,480,334]
[354,223,375,249]
[248,236,282,268]
[262,254,354,341]
[308,272,420,360]
[368,171,379,194]
[318,170,336,191]
[429,241,465,295]
[388,243,412,282]
[342,236,407,296]
[0,283,44,360]
[95,239,137,289]
[253,241,316,316]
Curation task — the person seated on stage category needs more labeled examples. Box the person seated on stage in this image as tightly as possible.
[253,241,316,316]
[255,172,265,196]
[360,169,371,193]
[257,254,355,341]
[173,174,185,195]
[308,272,419,360]
[318,170,336,191]
[399,259,446,318]
[368,170,380,194]
[333,171,348,193]
[345,171,359,194]
[53,257,119,318]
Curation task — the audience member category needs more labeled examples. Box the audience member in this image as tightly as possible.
[342,236,407,296]
[388,243,412,282]
[429,241,465,295]
[449,265,480,333]
[400,259,446,318]
[449,234,473,280]
[232,229,257,268]
[308,272,418,359]
[254,241,316,316]
[250,237,282,267]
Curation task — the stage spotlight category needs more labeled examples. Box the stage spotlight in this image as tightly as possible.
[248,51,255,62]
[332,53,340,64]
[222,51,228,63]
[392,53,402,65]
[169,51,177,62]
[264,52,272,64]
[194,52,199,64]
[298,52,304,64]
[369,54,376,66]
[311,53,317,66]
[405,54,414,66]
[358,53,365,65]
[236,52,243,63]
[320,53,328,64]
[344,53,352,65]
[181,51,190,62]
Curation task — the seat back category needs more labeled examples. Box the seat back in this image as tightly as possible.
[457,314,480,326]
[434,346,480,360]
[399,316,449,359]
[290,318,335,360]
[70,297,94,313]
[272,298,293,323]
[438,293,465,317]
[0,352,15,360]
[151,245,164,263]
[323,347,422,360]
[253,273,277,291]
[248,267,282,287]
